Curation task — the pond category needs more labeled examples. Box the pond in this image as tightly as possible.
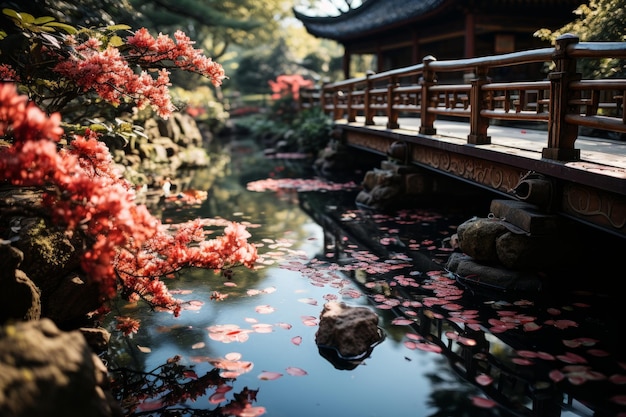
[104,135,626,417]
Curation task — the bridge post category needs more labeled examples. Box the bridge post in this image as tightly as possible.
[347,84,357,123]
[543,33,581,161]
[387,75,400,129]
[333,89,344,120]
[419,55,437,135]
[365,71,375,125]
[468,67,491,144]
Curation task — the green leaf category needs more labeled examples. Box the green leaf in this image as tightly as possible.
[15,11,35,24]
[34,16,56,24]
[2,8,21,19]
[106,24,132,32]
[43,22,78,35]
[109,35,124,47]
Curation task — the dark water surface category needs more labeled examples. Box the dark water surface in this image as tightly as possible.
[105,136,626,417]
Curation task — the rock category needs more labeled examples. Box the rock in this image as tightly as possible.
[456,217,509,262]
[0,244,41,322]
[0,319,121,417]
[446,252,543,292]
[315,301,382,359]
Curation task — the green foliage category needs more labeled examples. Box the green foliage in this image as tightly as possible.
[535,0,626,78]
[293,107,333,154]
[231,39,301,95]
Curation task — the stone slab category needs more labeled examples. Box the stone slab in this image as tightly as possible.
[490,199,559,235]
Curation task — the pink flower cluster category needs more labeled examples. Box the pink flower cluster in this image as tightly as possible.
[0,83,258,326]
[50,28,225,119]
[268,74,314,101]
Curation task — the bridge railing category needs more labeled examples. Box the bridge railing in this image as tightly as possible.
[300,34,626,161]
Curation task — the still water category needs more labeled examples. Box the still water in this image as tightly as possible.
[105,136,626,417]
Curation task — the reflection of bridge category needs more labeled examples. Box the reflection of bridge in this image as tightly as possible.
[301,34,626,239]
[298,191,619,417]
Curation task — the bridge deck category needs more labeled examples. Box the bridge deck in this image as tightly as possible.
[338,116,626,181]
[346,116,626,170]
[335,116,626,237]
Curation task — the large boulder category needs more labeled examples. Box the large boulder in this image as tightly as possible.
[315,301,383,359]
[0,319,121,417]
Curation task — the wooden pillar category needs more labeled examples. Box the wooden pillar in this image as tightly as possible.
[468,66,491,144]
[464,12,475,58]
[420,55,437,135]
[542,34,581,161]
[412,30,420,64]
[343,46,351,79]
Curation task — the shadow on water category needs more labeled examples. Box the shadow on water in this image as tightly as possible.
[105,134,626,417]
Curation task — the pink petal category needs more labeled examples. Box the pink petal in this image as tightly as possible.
[209,391,227,404]
[252,323,274,333]
[258,371,283,380]
[255,305,276,314]
[286,366,308,376]
[404,341,418,350]
[512,358,533,366]
[549,369,565,383]
[415,342,442,353]
[225,352,242,360]
[471,396,497,408]
[391,318,413,325]
[476,374,493,386]
[239,405,267,417]
[291,336,302,346]
[609,374,626,384]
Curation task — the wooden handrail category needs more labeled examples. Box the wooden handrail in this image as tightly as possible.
[299,34,626,161]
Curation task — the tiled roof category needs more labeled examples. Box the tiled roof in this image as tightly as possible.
[293,0,449,40]
[293,0,583,41]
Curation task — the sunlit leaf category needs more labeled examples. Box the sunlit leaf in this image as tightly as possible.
[42,21,77,34]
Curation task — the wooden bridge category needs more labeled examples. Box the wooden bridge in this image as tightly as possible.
[300,34,626,239]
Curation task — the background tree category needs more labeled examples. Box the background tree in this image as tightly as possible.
[535,0,626,78]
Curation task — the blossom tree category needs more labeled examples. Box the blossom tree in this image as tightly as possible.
[0,9,257,334]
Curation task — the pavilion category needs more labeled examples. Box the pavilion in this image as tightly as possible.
[294,0,586,79]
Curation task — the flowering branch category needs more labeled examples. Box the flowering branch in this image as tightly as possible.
[0,82,257,333]
[0,9,226,120]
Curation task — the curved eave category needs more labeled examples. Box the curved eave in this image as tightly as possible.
[293,0,449,42]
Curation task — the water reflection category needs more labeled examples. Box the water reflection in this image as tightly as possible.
[105,136,626,417]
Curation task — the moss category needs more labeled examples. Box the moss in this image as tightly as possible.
[25,219,74,268]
